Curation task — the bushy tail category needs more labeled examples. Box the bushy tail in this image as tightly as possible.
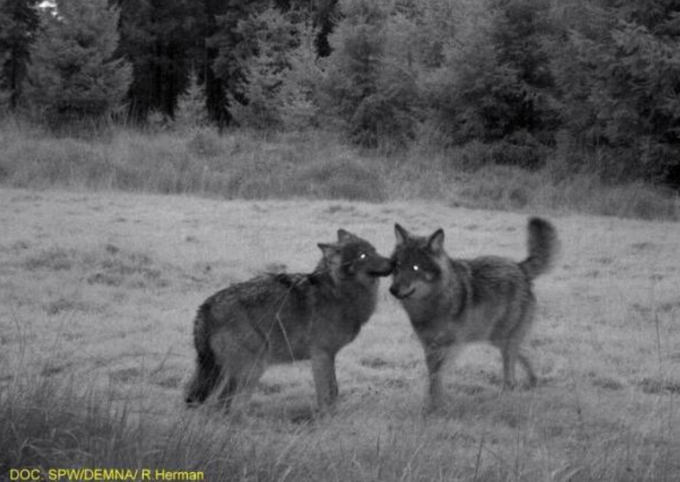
[185,304,221,405]
[520,217,558,279]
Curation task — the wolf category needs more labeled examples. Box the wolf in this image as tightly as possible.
[185,229,393,413]
[389,218,558,412]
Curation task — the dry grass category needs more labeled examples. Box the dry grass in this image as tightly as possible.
[0,120,678,221]
[1,189,679,481]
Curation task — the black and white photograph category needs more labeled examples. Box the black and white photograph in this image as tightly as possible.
[1,0,679,480]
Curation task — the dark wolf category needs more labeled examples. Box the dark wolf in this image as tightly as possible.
[389,218,558,412]
[185,229,393,413]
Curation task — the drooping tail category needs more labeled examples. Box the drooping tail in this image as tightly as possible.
[185,304,221,405]
[520,217,558,279]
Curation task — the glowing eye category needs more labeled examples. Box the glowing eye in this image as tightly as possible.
[359,253,367,260]
[413,265,420,271]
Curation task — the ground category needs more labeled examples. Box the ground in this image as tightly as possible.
[1,187,679,481]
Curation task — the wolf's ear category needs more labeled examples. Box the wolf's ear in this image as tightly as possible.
[337,229,355,243]
[318,243,340,262]
[428,228,445,254]
[395,224,410,246]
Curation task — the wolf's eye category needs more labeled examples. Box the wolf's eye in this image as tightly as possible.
[412,265,420,271]
[359,252,367,260]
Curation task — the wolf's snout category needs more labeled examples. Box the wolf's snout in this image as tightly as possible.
[389,284,414,300]
[367,257,394,277]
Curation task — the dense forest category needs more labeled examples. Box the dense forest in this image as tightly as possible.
[1,0,679,188]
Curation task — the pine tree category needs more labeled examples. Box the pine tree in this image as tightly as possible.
[114,0,202,123]
[0,0,40,110]
[323,0,419,148]
[311,0,339,57]
[25,0,131,129]
[278,19,324,130]
[230,7,298,130]
[209,0,268,127]
[429,0,559,167]
[556,0,680,184]
[231,7,321,131]
[175,69,209,129]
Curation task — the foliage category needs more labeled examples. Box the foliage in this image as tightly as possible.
[175,70,209,130]
[113,0,201,123]
[322,0,419,149]
[25,0,131,130]
[557,1,680,184]
[230,8,310,130]
[209,0,269,127]
[429,0,559,168]
[3,0,680,189]
[0,0,40,110]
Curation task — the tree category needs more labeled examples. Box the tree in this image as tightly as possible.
[114,0,202,123]
[323,0,419,148]
[209,0,268,127]
[25,0,132,129]
[0,0,40,110]
[311,0,339,57]
[555,0,680,184]
[231,7,322,131]
[428,0,559,167]
[175,69,209,129]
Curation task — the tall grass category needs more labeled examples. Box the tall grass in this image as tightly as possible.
[0,118,677,220]
[1,367,677,481]
[0,373,248,478]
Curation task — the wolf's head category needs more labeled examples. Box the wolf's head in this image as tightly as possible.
[317,229,393,284]
[389,224,447,301]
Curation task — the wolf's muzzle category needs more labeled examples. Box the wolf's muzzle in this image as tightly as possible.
[389,285,415,300]
[367,258,394,277]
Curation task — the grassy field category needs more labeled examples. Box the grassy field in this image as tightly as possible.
[1,187,679,481]
[1,120,679,222]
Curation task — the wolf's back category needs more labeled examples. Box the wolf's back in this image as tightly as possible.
[519,217,558,279]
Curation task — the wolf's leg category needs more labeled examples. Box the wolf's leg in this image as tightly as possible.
[329,366,339,401]
[185,359,221,406]
[230,355,267,413]
[214,355,266,414]
[216,376,238,411]
[424,344,449,412]
[500,341,519,390]
[210,321,267,412]
[310,347,337,412]
[517,349,537,388]
[511,302,537,388]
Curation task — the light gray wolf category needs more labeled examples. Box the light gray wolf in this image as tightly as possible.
[185,229,393,413]
[389,218,558,412]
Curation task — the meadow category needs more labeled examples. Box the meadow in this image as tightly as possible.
[1,182,679,481]
[1,120,679,221]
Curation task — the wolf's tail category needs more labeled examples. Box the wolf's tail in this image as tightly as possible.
[185,303,221,405]
[520,217,558,280]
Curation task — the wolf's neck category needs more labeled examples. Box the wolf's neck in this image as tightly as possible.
[337,278,379,319]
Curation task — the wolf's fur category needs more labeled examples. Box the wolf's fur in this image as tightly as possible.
[389,218,558,412]
[185,229,392,412]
